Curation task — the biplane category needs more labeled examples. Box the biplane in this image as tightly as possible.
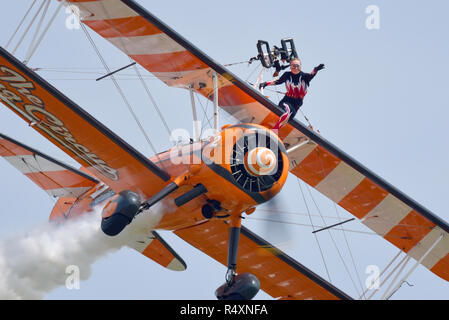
[0,0,448,300]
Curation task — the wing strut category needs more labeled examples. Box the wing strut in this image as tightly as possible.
[382,233,445,300]
[226,215,242,284]
[189,84,200,142]
[212,72,219,132]
[359,232,445,300]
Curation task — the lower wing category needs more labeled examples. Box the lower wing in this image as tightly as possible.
[175,219,352,300]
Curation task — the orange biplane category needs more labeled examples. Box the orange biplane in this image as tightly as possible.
[0,0,448,300]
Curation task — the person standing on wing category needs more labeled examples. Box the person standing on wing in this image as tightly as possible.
[259,58,324,132]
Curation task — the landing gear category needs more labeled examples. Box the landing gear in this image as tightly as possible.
[215,214,260,300]
[215,273,260,300]
[226,267,236,285]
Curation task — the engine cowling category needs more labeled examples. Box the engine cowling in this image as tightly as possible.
[228,126,288,197]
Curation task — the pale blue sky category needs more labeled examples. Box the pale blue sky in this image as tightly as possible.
[0,0,448,299]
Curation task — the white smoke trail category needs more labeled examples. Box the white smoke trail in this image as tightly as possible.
[0,205,164,300]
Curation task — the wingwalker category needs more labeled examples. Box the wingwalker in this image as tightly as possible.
[1,0,449,301]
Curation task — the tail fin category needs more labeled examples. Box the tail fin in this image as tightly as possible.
[0,133,99,198]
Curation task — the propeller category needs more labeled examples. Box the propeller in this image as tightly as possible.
[259,192,294,248]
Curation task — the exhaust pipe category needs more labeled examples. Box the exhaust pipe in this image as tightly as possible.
[174,184,207,207]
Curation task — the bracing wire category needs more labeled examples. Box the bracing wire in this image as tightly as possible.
[258,208,351,221]
[24,0,65,65]
[196,92,213,138]
[297,178,332,283]
[80,23,166,168]
[358,249,402,300]
[245,63,262,82]
[367,254,410,300]
[20,154,72,202]
[5,0,37,49]
[12,0,47,55]
[246,216,380,236]
[25,0,50,62]
[305,182,362,297]
[95,0,174,148]
[223,60,251,67]
[131,62,172,137]
[333,202,367,299]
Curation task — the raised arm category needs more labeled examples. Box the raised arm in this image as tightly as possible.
[303,64,325,84]
[259,72,289,89]
[311,63,325,76]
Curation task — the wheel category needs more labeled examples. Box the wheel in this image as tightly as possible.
[215,273,260,300]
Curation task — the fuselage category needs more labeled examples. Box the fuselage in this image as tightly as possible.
[50,124,289,233]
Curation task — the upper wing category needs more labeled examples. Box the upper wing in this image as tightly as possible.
[175,219,351,300]
[65,0,284,128]
[66,0,449,282]
[284,125,449,283]
[0,133,98,198]
[0,46,170,199]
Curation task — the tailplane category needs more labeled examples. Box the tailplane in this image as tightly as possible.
[0,132,99,202]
